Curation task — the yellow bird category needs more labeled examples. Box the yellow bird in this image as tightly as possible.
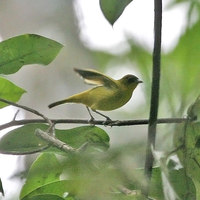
[48,68,142,121]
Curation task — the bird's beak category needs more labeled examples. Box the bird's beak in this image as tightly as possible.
[137,80,143,83]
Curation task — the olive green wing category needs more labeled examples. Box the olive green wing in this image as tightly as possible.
[74,68,117,88]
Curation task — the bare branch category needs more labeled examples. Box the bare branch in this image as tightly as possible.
[0,117,186,132]
[0,98,52,126]
[35,129,81,153]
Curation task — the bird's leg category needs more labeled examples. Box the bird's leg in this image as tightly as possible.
[92,109,111,122]
[86,106,95,122]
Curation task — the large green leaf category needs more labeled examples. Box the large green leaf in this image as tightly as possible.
[21,180,75,200]
[174,96,200,199]
[0,124,109,155]
[0,76,25,108]
[100,0,133,25]
[54,125,109,151]
[0,124,49,154]
[20,153,63,199]
[0,34,63,74]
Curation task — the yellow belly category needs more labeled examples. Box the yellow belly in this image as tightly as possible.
[71,86,133,111]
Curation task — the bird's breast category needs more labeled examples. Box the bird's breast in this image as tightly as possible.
[89,86,134,111]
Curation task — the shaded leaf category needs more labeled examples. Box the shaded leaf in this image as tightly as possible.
[0,124,109,155]
[20,153,63,199]
[0,34,63,74]
[100,0,133,25]
[0,124,49,154]
[0,76,25,108]
[54,125,110,152]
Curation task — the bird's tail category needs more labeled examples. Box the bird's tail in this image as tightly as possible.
[48,99,69,108]
[48,95,83,109]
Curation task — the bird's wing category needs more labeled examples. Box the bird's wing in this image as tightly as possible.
[74,68,117,88]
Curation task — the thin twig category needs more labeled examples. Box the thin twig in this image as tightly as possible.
[13,110,20,121]
[0,98,52,125]
[144,0,162,196]
[35,129,85,153]
[0,98,54,135]
[0,117,186,132]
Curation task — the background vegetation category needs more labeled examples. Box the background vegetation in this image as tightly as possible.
[0,0,200,199]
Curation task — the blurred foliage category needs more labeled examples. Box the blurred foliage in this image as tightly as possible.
[169,0,200,25]
[0,0,200,200]
[92,19,200,117]
[174,96,200,199]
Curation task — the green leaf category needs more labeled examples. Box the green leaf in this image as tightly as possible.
[21,180,74,200]
[0,124,49,154]
[25,194,65,200]
[20,153,63,199]
[187,95,200,122]
[0,76,25,108]
[174,96,200,199]
[0,124,109,155]
[100,0,133,25]
[54,125,110,152]
[0,34,63,74]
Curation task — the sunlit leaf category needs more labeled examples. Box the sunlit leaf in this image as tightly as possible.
[20,153,63,199]
[0,34,63,74]
[0,124,109,155]
[0,76,25,108]
[100,0,133,25]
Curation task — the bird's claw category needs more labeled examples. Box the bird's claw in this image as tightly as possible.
[103,117,112,126]
[103,119,121,127]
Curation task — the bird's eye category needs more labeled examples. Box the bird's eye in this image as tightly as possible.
[127,76,138,83]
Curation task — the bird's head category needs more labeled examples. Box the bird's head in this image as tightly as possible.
[119,74,142,89]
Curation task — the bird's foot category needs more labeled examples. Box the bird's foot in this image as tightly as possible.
[104,119,121,127]
[103,117,112,126]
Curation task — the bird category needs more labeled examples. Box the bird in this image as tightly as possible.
[48,68,142,121]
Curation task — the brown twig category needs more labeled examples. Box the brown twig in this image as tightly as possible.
[0,117,186,132]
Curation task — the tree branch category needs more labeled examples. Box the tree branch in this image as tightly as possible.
[144,0,162,196]
[35,129,88,153]
[0,117,186,132]
[0,98,53,126]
